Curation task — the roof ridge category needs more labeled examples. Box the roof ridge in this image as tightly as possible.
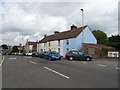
[39,25,88,43]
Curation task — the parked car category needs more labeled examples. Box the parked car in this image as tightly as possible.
[32,51,40,57]
[44,51,62,60]
[2,52,6,55]
[65,50,92,61]
[39,51,47,58]
[18,52,23,55]
[22,51,27,56]
[14,52,19,55]
[25,51,32,56]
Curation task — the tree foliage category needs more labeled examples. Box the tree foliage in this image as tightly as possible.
[107,35,120,50]
[12,46,19,52]
[1,44,8,49]
[108,35,120,43]
[92,30,108,44]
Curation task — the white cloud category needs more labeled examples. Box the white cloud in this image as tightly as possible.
[1,1,119,45]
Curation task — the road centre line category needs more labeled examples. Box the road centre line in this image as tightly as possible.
[24,57,32,59]
[24,59,27,60]
[44,66,70,79]
[0,56,4,66]
[82,62,88,64]
[8,58,16,60]
[116,67,120,70]
[97,64,106,67]
[29,61,37,65]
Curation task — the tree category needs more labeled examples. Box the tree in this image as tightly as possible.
[107,35,120,50]
[1,44,8,49]
[12,46,19,52]
[108,35,120,43]
[92,30,108,44]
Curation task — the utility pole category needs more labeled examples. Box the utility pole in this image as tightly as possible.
[81,9,84,52]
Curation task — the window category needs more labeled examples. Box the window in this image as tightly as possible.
[44,43,45,47]
[58,40,60,46]
[67,48,69,52]
[58,48,60,53]
[49,41,50,47]
[88,48,94,54]
[41,49,43,53]
[66,40,69,45]
[49,48,51,51]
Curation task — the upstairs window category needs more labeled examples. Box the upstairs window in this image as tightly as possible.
[44,43,45,47]
[49,41,50,47]
[58,40,60,46]
[66,40,69,45]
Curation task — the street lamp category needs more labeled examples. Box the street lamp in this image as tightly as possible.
[80,9,84,52]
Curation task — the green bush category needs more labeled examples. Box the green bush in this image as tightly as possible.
[102,48,115,58]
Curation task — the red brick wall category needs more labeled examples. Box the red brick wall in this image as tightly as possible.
[83,44,102,58]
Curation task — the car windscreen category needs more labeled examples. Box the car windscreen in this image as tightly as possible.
[49,51,57,54]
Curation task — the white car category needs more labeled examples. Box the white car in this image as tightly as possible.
[25,51,32,56]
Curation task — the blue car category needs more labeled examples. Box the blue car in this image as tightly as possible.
[44,51,62,60]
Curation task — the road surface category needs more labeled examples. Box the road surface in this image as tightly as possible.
[2,55,119,88]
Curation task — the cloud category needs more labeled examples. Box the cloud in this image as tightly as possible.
[1,1,119,45]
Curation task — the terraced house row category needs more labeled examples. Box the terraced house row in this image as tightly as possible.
[37,25,97,57]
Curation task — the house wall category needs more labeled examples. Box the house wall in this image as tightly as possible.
[62,38,76,57]
[37,26,97,57]
[76,27,97,51]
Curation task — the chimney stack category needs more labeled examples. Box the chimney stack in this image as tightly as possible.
[54,31,59,34]
[44,34,47,38]
[71,24,77,30]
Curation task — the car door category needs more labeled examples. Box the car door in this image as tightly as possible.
[78,52,85,60]
[71,51,79,59]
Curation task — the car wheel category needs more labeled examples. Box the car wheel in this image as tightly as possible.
[86,57,91,61]
[69,57,73,61]
[49,57,52,61]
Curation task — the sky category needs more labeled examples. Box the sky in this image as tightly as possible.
[0,0,119,46]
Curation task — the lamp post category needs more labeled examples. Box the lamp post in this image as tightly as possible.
[80,9,84,52]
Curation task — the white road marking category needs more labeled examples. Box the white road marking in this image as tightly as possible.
[44,66,69,79]
[8,58,16,60]
[116,67,120,70]
[82,62,87,64]
[24,59,27,60]
[24,57,32,59]
[97,64,106,67]
[30,61,37,65]
[0,56,4,66]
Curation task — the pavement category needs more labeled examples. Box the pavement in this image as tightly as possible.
[2,55,119,88]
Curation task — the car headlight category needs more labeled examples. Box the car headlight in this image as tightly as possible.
[89,55,92,57]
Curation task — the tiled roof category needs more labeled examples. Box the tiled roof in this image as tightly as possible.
[39,25,88,43]
[84,43,114,49]
[28,42,37,45]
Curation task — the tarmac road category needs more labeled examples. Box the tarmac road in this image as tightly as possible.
[2,55,119,88]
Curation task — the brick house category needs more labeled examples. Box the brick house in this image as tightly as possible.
[25,39,37,52]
